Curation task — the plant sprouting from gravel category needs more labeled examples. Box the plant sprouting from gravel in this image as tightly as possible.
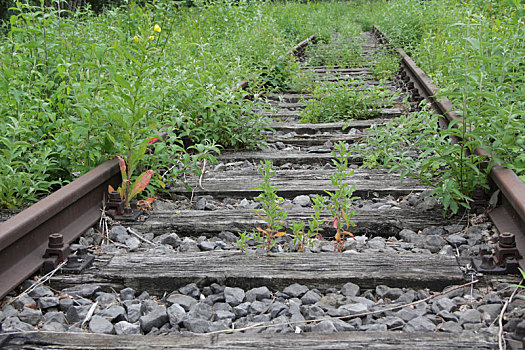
[292,194,327,252]
[325,142,358,252]
[252,160,288,253]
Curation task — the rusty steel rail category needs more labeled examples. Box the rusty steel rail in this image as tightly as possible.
[373,26,524,270]
[0,159,120,299]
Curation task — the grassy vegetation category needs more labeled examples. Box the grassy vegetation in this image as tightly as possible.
[362,0,525,213]
[1,0,523,214]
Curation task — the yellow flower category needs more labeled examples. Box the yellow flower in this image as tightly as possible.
[154,24,161,33]
[133,35,139,42]
[148,35,155,41]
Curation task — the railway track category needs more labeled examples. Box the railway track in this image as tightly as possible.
[1,29,524,349]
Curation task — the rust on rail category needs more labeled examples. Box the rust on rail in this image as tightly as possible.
[373,26,525,270]
[0,159,120,299]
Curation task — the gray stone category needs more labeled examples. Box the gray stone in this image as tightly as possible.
[283,283,309,298]
[62,284,100,299]
[477,304,502,324]
[301,290,322,305]
[360,324,388,332]
[224,287,245,306]
[437,310,458,322]
[28,285,54,299]
[126,303,141,323]
[245,287,271,302]
[341,282,360,297]
[59,297,74,312]
[44,311,67,324]
[120,287,136,301]
[18,307,42,326]
[419,234,446,253]
[140,306,169,332]
[125,236,141,250]
[66,305,92,323]
[367,237,386,249]
[218,231,237,243]
[377,316,405,329]
[89,315,114,334]
[347,297,375,308]
[2,316,35,332]
[399,229,420,243]
[441,321,463,333]
[11,294,36,310]
[404,316,436,332]
[213,303,232,312]
[331,318,354,331]
[482,292,502,304]
[396,290,416,304]
[376,285,403,300]
[412,248,432,254]
[395,308,420,322]
[166,294,197,311]
[109,225,130,243]
[250,300,270,314]
[198,241,216,251]
[96,305,126,323]
[114,321,141,335]
[160,233,182,248]
[167,304,186,326]
[38,296,59,309]
[293,195,311,207]
[209,319,231,332]
[311,320,337,333]
[304,305,325,320]
[440,321,463,333]
[183,318,211,333]
[432,297,456,313]
[141,300,160,315]
[422,226,446,236]
[233,302,251,318]
[95,292,117,308]
[188,302,213,320]
[269,301,287,318]
[180,237,200,252]
[215,310,236,320]
[446,234,467,246]
[179,283,200,298]
[463,322,484,330]
[41,320,68,332]
[195,197,207,210]
[439,245,455,255]
[459,309,482,325]
[339,303,368,315]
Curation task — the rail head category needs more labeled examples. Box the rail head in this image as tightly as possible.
[0,158,121,299]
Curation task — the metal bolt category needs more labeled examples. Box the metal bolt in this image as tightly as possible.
[48,233,64,249]
[499,232,515,248]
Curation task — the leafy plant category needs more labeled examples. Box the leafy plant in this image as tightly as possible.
[359,104,490,215]
[325,142,358,252]
[113,150,156,209]
[252,160,287,253]
[306,38,363,68]
[370,45,401,80]
[292,194,327,252]
[236,230,249,253]
[299,79,395,123]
